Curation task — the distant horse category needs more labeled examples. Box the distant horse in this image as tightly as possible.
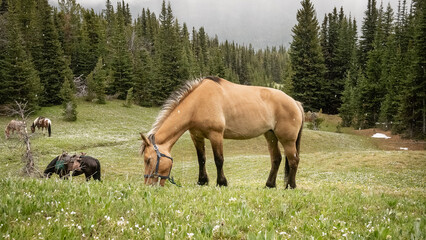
[5,120,25,139]
[140,77,304,188]
[44,152,101,181]
[31,117,51,137]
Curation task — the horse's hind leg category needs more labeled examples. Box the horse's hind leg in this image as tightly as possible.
[264,130,282,188]
[190,132,209,185]
[209,131,228,187]
[281,141,299,189]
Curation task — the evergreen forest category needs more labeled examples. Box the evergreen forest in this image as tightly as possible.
[0,0,424,138]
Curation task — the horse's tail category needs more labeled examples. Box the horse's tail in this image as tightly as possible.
[48,121,51,137]
[295,101,304,155]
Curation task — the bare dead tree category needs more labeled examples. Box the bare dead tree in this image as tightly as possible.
[4,101,42,177]
[73,74,87,97]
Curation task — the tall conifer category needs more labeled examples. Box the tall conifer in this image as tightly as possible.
[290,0,326,111]
[153,0,182,105]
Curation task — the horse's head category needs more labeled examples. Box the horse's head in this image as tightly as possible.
[140,133,173,187]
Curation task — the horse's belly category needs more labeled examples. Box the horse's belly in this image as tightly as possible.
[223,122,272,139]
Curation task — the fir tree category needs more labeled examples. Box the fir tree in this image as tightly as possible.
[0,2,41,109]
[87,57,106,104]
[397,0,426,137]
[123,87,133,108]
[290,0,326,111]
[60,76,77,121]
[153,0,182,105]
[321,7,357,114]
[32,0,72,106]
[359,0,378,71]
[108,1,134,99]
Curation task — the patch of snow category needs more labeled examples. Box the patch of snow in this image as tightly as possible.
[371,133,391,139]
[399,147,408,150]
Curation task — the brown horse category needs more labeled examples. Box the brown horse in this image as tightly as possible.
[5,120,25,139]
[140,77,304,188]
[31,117,52,137]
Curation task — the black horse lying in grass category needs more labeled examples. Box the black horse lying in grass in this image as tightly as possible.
[44,152,101,181]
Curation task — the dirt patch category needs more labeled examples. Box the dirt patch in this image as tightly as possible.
[352,128,425,151]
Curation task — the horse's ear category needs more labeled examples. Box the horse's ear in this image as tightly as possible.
[140,133,150,146]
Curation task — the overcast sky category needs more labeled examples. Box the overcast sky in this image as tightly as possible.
[48,0,404,49]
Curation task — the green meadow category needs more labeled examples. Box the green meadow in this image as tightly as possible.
[0,100,424,239]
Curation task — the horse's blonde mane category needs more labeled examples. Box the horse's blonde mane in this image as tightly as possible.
[147,78,206,136]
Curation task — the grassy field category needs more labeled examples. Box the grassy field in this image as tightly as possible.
[0,100,425,239]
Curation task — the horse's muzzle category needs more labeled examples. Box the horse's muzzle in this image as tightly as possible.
[144,176,166,186]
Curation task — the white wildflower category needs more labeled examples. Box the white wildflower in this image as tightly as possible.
[213,225,220,232]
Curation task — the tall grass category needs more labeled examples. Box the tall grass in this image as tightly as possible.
[0,100,424,239]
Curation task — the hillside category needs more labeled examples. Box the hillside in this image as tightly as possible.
[0,100,376,182]
[0,100,424,239]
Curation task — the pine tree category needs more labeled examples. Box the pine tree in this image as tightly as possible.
[0,2,41,109]
[379,4,399,128]
[87,57,106,104]
[321,7,357,114]
[290,0,326,111]
[396,0,426,137]
[123,87,133,108]
[153,0,183,105]
[74,9,103,78]
[180,23,198,78]
[108,1,134,99]
[31,0,72,106]
[197,27,208,75]
[56,0,81,74]
[361,3,389,127]
[282,51,294,96]
[359,0,378,71]
[60,76,77,121]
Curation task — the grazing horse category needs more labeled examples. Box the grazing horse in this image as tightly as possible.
[5,120,25,139]
[140,77,304,188]
[31,117,52,137]
[44,152,101,181]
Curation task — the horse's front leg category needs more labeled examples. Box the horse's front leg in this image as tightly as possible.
[209,131,228,187]
[190,133,209,185]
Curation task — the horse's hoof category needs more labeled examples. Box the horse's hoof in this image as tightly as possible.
[217,180,228,187]
[197,181,208,186]
[265,183,276,188]
[197,177,209,185]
